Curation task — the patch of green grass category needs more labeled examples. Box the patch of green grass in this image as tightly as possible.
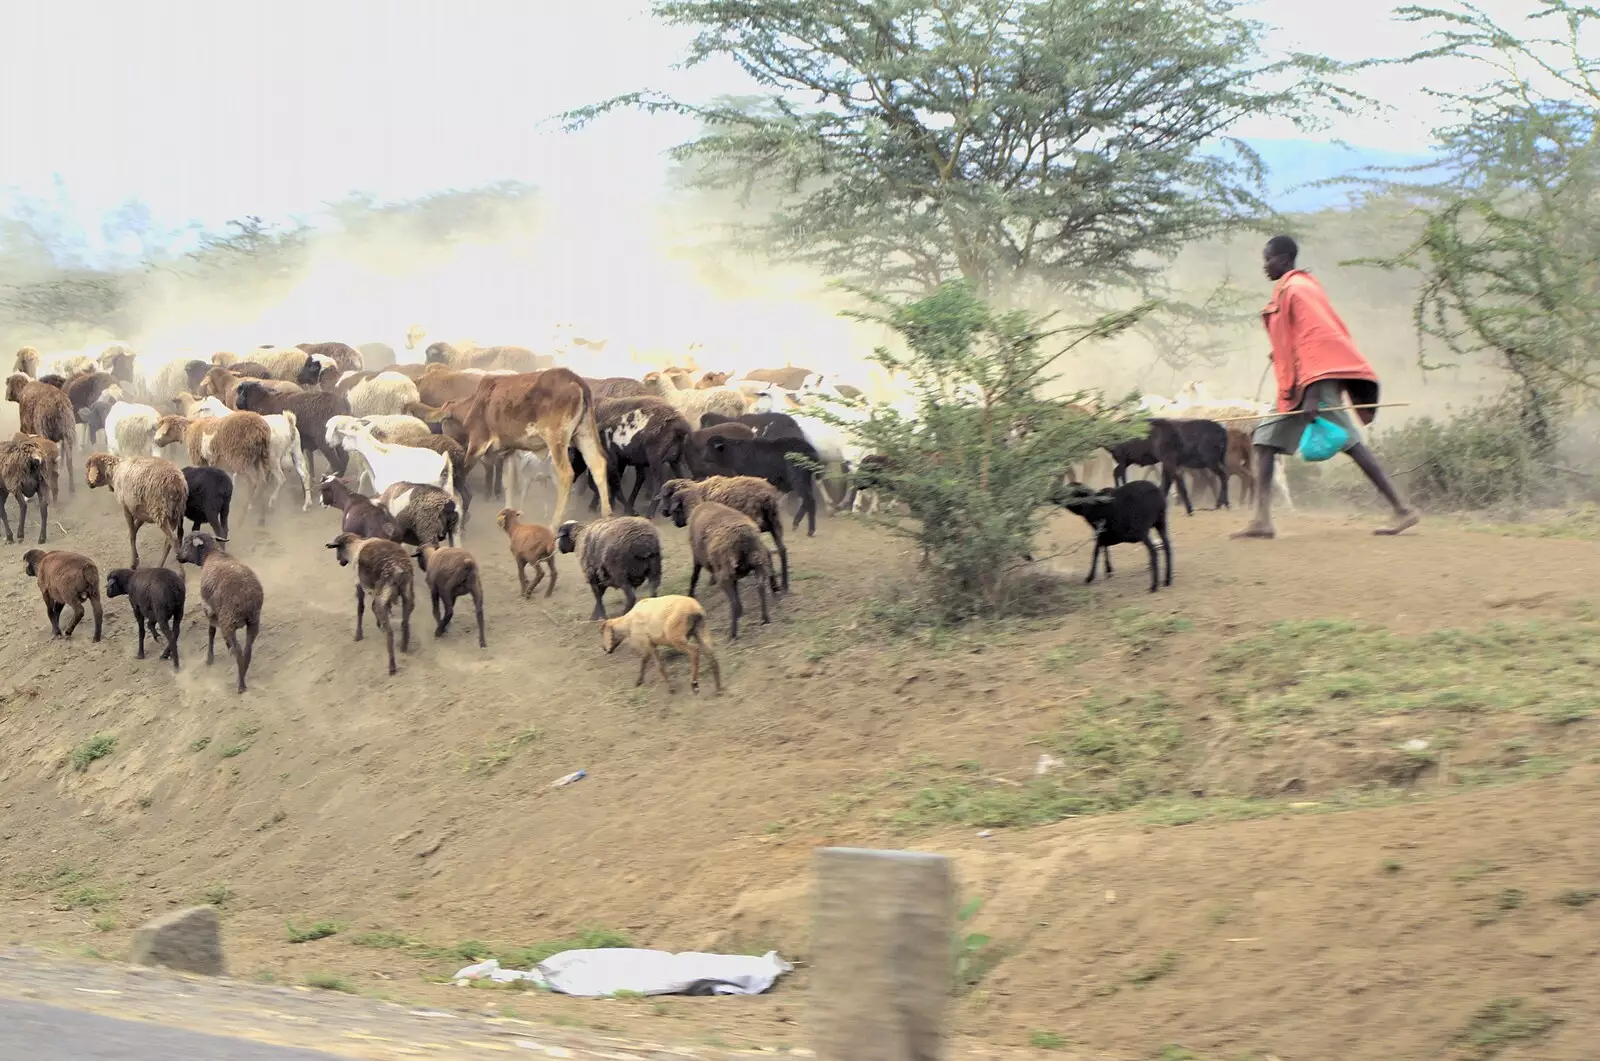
[285,920,342,944]
[952,896,1006,993]
[350,931,415,950]
[1454,998,1556,1057]
[898,692,1184,830]
[69,734,116,772]
[303,973,356,993]
[1465,504,1600,541]
[1382,859,1404,874]
[252,970,276,984]
[1111,608,1192,654]
[57,885,118,910]
[188,737,211,753]
[1129,950,1179,985]
[1556,888,1599,907]
[1042,643,1089,670]
[92,917,117,933]
[219,744,247,758]
[462,727,544,776]
[197,882,235,908]
[1029,1031,1068,1049]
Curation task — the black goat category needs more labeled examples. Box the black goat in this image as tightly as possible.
[1147,418,1228,516]
[1049,479,1172,593]
[182,466,233,544]
[1106,436,1159,487]
[692,434,820,536]
[105,566,187,669]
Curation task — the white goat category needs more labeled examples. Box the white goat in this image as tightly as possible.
[336,423,455,500]
[101,398,163,458]
[262,410,312,511]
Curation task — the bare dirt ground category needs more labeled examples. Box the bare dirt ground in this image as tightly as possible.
[2,419,1599,1060]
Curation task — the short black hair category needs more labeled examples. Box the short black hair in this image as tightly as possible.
[1265,235,1298,260]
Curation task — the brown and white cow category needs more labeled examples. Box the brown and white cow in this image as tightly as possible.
[459,368,611,523]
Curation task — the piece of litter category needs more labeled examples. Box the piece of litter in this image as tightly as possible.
[1289,801,1320,808]
[977,830,992,839]
[551,770,586,788]
[1105,889,1116,904]
[74,988,121,995]
[1403,738,1430,752]
[1034,753,1059,776]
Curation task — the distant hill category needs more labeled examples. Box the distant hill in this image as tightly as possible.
[1242,138,1437,214]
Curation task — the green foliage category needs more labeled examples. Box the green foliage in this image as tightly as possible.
[836,281,1145,619]
[952,896,1005,993]
[567,0,1359,299]
[1368,398,1544,510]
[1359,1,1600,448]
[285,920,343,944]
[69,734,117,773]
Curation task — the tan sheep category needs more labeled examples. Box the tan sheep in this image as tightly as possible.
[12,432,60,506]
[85,453,187,569]
[326,532,415,676]
[495,507,557,599]
[175,530,263,693]
[599,594,721,695]
[22,548,102,641]
[0,437,52,544]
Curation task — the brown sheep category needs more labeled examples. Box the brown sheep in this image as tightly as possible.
[326,532,415,676]
[496,507,557,598]
[85,453,187,569]
[22,548,102,641]
[6,373,75,494]
[695,371,732,389]
[0,437,52,544]
[687,500,775,640]
[599,594,721,694]
[413,542,487,647]
[655,476,789,591]
[175,531,263,692]
[155,412,274,523]
[12,432,60,504]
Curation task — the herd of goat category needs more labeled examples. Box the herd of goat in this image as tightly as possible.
[2,339,1284,694]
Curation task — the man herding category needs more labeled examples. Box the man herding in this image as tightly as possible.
[1232,235,1419,539]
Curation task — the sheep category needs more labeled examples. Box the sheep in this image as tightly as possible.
[65,371,118,442]
[590,396,692,516]
[585,376,652,401]
[374,481,458,547]
[320,474,402,541]
[261,409,312,511]
[599,594,721,695]
[85,453,187,569]
[102,395,162,458]
[642,372,748,428]
[172,392,230,419]
[413,542,487,647]
[689,433,820,536]
[495,507,558,598]
[0,437,51,544]
[175,531,263,692]
[326,532,415,675]
[654,476,790,592]
[7,373,75,494]
[12,432,60,503]
[295,341,365,374]
[1147,417,1229,516]
[232,380,350,480]
[346,372,421,417]
[556,516,662,620]
[22,548,103,640]
[337,423,455,501]
[105,566,186,669]
[182,465,233,543]
[186,410,275,523]
[686,500,776,640]
[1048,479,1173,593]
[14,347,93,380]
[248,345,316,382]
[76,381,121,445]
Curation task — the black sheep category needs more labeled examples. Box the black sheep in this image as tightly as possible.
[182,466,233,545]
[1049,479,1173,593]
[1147,417,1229,516]
[105,566,187,669]
[690,434,820,536]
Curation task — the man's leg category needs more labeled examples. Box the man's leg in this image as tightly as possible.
[1230,444,1281,539]
[1345,443,1420,535]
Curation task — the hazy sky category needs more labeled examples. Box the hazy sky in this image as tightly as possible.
[1,0,1519,249]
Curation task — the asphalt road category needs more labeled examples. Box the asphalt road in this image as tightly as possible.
[0,996,345,1061]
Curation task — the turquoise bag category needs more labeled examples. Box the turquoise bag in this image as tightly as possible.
[1298,414,1350,462]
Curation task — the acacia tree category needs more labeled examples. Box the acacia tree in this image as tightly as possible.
[1363,0,1600,452]
[565,0,1357,302]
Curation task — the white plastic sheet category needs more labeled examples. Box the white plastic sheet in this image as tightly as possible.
[452,948,792,997]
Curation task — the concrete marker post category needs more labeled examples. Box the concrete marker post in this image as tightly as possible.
[811,846,954,1061]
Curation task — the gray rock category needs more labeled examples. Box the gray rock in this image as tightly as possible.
[129,905,225,976]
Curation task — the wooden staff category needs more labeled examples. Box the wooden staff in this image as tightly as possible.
[1208,402,1412,424]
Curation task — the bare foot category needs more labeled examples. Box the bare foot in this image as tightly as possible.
[1230,521,1276,540]
[1374,510,1420,536]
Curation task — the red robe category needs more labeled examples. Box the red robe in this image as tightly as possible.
[1262,269,1381,424]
